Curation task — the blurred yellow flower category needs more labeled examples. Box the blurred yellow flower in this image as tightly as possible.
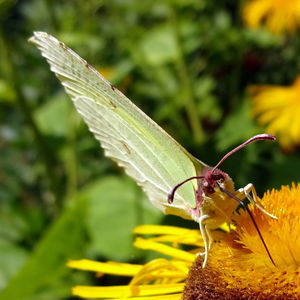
[68,184,300,299]
[250,77,300,151]
[243,0,300,34]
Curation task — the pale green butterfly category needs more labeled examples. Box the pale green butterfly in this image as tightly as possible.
[29,32,276,267]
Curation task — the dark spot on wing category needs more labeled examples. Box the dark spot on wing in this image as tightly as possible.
[121,142,131,154]
[59,41,68,51]
[85,62,92,69]
[110,84,116,91]
[108,99,117,109]
[80,58,87,65]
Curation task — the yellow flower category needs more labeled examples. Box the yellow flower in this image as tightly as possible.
[249,77,300,151]
[243,0,300,34]
[185,183,300,299]
[68,184,300,299]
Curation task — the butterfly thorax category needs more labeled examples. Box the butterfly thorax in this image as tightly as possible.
[196,168,237,228]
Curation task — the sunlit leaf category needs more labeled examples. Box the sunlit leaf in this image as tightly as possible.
[84,176,162,261]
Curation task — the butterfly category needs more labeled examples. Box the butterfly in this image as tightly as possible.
[29,32,276,267]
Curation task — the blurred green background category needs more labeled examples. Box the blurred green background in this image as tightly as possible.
[1,0,300,299]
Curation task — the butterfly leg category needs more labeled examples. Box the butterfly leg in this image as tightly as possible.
[240,183,277,219]
[197,214,211,268]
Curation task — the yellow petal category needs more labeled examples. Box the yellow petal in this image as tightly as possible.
[134,238,196,262]
[72,283,184,298]
[150,234,202,246]
[133,225,203,247]
[133,225,195,235]
[67,259,142,276]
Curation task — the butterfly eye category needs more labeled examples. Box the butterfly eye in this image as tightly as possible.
[211,173,224,182]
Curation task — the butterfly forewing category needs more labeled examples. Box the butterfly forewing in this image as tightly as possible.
[30,32,206,218]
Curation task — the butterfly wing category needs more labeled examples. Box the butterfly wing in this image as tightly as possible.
[29,32,207,219]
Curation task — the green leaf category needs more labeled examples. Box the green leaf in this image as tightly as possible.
[215,100,260,151]
[138,24,179,66]
[0,197,87,300]
[0,210,28,243]
[34,94,70,136]
[84,176,162,261]
[194,76,221,122]
[0,241,28,291]
[0,79,15,102]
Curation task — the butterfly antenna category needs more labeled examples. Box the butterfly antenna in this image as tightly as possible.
[217,183,276,267]
[212,134,276,173]
[168,176,204,204]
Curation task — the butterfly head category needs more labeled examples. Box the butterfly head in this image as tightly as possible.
[201,168,230,195]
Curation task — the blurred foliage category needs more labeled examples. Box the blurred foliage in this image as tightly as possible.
[1,0,300,299]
